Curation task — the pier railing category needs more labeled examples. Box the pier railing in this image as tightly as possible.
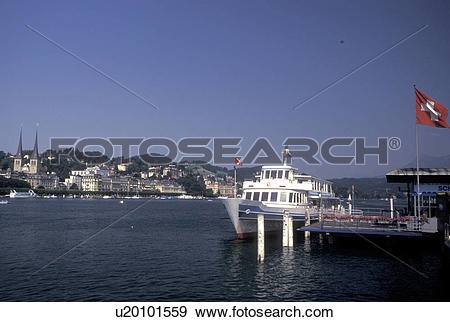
[318,210,425,232]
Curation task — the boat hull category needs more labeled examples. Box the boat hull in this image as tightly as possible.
[222,198,318,239]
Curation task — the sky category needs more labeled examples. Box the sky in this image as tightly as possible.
[1,0,450,178]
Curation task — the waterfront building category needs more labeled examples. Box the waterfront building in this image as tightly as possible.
[24,173,59,189]
[13,127,40,174]
[154,180,185,194]
[81,174,101,191]
[204,177,235,197]
[71,165,111,177]
[204,176,235,197]
[64,175,82,190]
[117,163,131,172]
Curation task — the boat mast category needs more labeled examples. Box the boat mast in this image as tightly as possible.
[282,146,291,166]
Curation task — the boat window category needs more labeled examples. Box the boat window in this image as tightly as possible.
[270,192,278,202]
[265,171,270,179]
[285,171,289,179]
[289,193,293,203]
[277,170,283,179]
[280,192,287,202]
[271,171,277,179]
[245,192,252,200]
[253,192,260,201]
[261,192,269,201]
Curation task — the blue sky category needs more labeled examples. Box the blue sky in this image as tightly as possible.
[1,0,450,178]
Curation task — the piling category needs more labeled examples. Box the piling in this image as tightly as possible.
[283,214,289,247]
[283,213,293,247]
[288,215,294,247]
[390,198,394,219]
[305,208,311,239]
[257,214,264,262]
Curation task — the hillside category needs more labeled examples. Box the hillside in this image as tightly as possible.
[330,177,405,199]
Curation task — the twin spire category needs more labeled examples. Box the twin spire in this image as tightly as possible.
[15,125,39,159]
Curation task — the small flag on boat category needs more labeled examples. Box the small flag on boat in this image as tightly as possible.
[415,88,450,128]
[234,157,242,166]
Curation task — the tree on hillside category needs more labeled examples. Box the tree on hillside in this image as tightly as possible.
[177,175,207,196]
[0,177,31,188]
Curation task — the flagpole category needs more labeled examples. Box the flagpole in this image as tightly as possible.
[234,165,237,198]
[415,123,420,217]
[414,85,420,218]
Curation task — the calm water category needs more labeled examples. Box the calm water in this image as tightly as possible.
[0,199,448,301]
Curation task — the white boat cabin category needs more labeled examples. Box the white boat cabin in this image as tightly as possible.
[242,164,334,208]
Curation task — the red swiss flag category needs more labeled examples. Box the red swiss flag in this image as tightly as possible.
[234,157,242,166]
[415,88,450,128]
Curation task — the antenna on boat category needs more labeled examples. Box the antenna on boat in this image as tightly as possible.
[282,146,291,166]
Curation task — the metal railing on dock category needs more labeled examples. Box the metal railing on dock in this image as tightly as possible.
[320,216,423,232]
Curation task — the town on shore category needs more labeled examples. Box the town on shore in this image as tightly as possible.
[0,127,412,199]
[0,128,236,198]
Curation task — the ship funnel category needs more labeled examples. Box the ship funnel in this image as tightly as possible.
[282,146,292,166]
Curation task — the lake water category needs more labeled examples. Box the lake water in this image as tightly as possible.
[0,199,448,301]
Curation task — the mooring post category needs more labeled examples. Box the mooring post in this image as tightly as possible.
[288,215,294,247]
[413,195,417,217]
[257,214,264,262]
[305,208,311,239]
[390,197,394,219]
[283,213,289,247]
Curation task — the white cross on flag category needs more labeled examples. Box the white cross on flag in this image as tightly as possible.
[415,88,450,128]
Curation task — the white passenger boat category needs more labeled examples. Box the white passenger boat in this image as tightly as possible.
[9,190,37,199]
[222,147,339,239]
[178,194,194,199]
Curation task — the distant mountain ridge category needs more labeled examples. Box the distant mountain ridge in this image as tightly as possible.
[403,154,450,168]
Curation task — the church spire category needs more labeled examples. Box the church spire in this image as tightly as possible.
[31,125,39,159]
[15,127,23,158]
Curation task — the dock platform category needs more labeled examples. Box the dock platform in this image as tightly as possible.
[298,221,423,237]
